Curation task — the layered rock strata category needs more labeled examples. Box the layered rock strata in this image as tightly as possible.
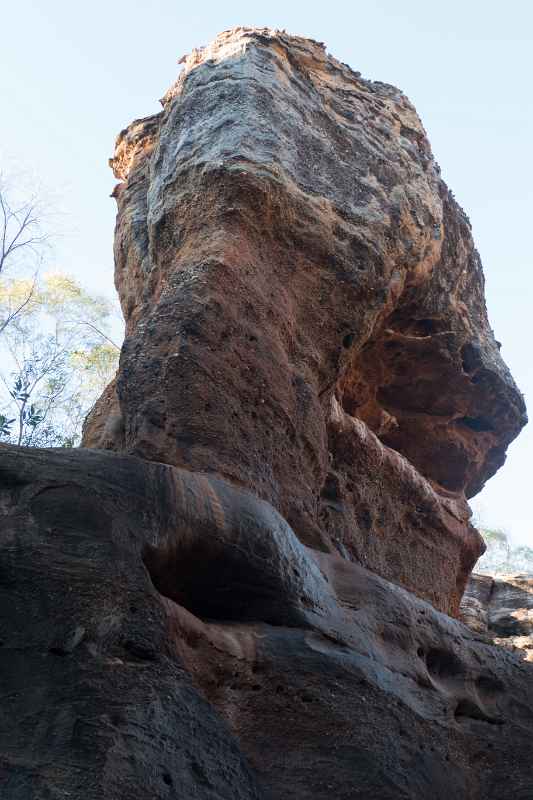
[1,445,533,799]
[1,27,530,800]
[84,27,525,616]
[461,572,533,659]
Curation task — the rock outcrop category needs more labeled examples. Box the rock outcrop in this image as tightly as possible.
[2,445,533,799]
[83,27,525,617]
[2,27,531,800]
[461,572,533,659]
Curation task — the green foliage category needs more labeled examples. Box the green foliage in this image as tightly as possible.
[0,178,120,446]
[0,272,120,447]
[0,413,15,437]
[477,526,533,575]
[481,527,508,544]
[515,546,533,562]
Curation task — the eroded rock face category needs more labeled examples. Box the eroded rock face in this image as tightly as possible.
[459,572,493,633]
[1,445,533,799]
[84,27,525,615]
[3,27,529,800]
[461,572,533,659]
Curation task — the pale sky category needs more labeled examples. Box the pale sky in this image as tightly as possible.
[1,0,532,543]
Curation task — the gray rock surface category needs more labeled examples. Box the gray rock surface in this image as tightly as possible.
[2,27,530,800]
[83,27,525,616]
[461,572,533,659]
[1,444,533,799]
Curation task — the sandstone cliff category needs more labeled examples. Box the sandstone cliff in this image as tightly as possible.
[2,446,533,799]
[1,27,531,800]
[461,572,533,658]
[84,27,525,617]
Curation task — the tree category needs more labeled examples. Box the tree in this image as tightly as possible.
[0,173,48,336]
[476,526,533,576]
[0,272,120,447]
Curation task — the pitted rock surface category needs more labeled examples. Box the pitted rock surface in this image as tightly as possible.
[83,27,525,616]
[2,27,530,800]
[1,445,533,799]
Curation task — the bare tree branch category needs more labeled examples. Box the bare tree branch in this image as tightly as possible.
[0,179,48,335]
[0,190,8,260]
[76,321,121,350]
[0,278,36,337]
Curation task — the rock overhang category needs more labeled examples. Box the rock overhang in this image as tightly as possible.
[84,26,526,616]
[1,27,532,800]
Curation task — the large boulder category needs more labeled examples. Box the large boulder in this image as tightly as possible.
[1,444,533,799]
[2,27,530,800]
[83,27,525,616]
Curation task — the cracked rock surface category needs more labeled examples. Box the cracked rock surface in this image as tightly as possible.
[84,27,525,616]
[1,445,533,799]
[1,27,530,800]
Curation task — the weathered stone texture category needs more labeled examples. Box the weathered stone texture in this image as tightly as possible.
[2,27,530,800]
[1,446,533,799]
[84,27,525,615]
[461,572,533,658]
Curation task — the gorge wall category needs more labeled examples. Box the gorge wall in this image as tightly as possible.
[1,27,531,800]
[461,572,533,658]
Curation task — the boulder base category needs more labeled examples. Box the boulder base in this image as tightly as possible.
[1,445,532,799]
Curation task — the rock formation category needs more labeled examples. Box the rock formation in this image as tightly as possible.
[1,27,531,800]
[461,572,533,659]
[83,27,525,617]
[2,446,533,799]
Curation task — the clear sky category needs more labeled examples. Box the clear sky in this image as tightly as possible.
[1,0,532,542]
